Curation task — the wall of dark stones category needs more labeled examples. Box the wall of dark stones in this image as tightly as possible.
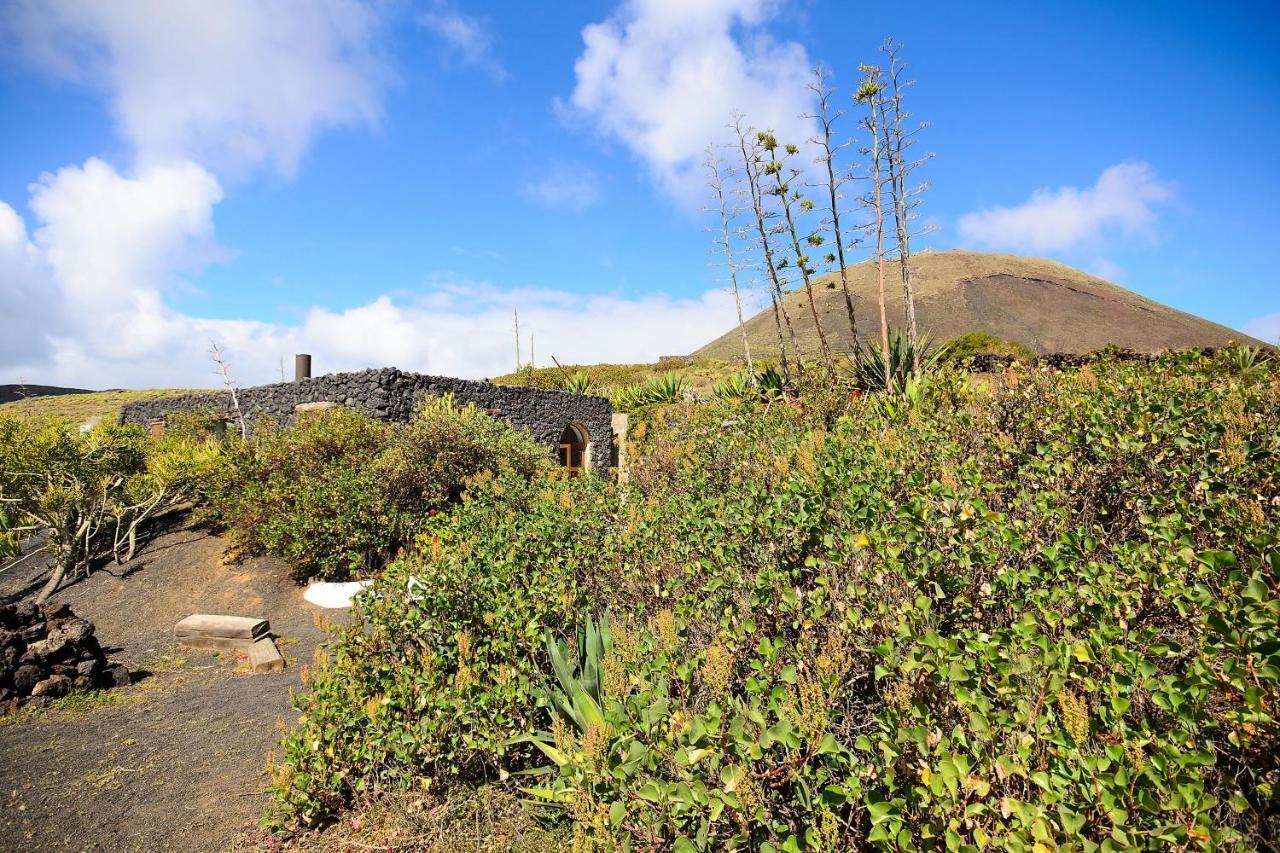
[119,368,614,473]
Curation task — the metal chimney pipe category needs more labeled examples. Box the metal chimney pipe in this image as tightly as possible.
[294,353,312,382]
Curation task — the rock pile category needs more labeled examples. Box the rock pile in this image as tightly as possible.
[0,601,130,707]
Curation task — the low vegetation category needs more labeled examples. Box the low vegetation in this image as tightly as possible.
[201,397,548,581]
[0,412,220,600]
[0,388,201,426]
[266,350,1278,849]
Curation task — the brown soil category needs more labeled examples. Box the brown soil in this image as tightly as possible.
[0,520,348,852]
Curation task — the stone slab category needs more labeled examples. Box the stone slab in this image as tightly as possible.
[174,614,269,640]
[247,637,285,673]
[175,635,252,652]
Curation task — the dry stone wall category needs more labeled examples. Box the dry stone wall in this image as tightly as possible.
[119,368,614,474]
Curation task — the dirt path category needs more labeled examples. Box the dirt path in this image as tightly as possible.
[0,521,347,851]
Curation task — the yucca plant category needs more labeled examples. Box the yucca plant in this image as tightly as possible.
[853,327,945,392]
[561,370,597,395]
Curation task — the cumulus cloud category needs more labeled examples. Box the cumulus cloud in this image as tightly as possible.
[521,163,602,211]
[0,161,738,388]
[0,0,744,390]
[418,0,506,80]
[566,0,815,205]
[0,202,60,366]
[957,163,1174,254]
[1243,313,1280,346]
[6,0,390,177]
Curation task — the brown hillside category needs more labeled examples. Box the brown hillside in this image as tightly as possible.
[693,250,1264,360]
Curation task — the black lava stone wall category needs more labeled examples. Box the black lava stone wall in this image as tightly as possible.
[119,368,614,473]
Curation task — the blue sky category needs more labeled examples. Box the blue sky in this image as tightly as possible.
[1,0,1277,387]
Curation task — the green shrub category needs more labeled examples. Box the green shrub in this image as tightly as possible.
[0,413,220,598]
[206,399,547,581]
[939,331,1036,365]
[274,353,1280,847]
[271,471,618,824]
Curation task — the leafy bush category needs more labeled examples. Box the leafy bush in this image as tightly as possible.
[271,471,617,824]
[939,331,1036,365]
[206,398,547,581]
[274,353,1280,848]
[0,414,220,599]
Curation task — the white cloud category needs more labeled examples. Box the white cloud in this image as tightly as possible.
[1243,313,1280,346]
[6,0,390,177]
[0,0,744,390]
[418,1,506,80]
[566,0,815,205]
[957,163,1174,254]
[0,202,60,366]
[28,158,225,318]
[0,164,737,388]
[521,163,602,211]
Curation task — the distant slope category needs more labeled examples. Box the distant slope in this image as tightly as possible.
[0,384,95,405]
[0,389,205,424]
[694,250,1265,360]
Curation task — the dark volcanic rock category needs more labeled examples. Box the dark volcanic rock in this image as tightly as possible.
[31,674,71,698]
[101,663,131,688]
[118,367,616,475]
[12,664,41,694]
[0,603,126,708]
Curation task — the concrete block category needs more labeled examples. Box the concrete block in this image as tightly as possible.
[174,614,269,641]
[247,637,285,673]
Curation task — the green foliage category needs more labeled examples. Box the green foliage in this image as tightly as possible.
[274,353,1280,848]
[939,331,1036,365]
[755,365,785,400]
[853,327,947,392]
[611,371,688,411]
[711,372,753,401]
[270,471,617,825]
[561,370,598,395]
[492,362,661,391]
[0,414,218,596]
[1220,342,1274,378]
[206,399,547,581]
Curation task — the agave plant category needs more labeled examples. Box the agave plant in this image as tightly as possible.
[754,365,786,400]
[561,370,597,395]
[711,372,752,400]
[642,371,686,404]
[541,611,612,733]
[609,372,687,410]
[1223,344,1273,377]
[854,327,946,393]
[609,383,647,411]
[509,613,613,770]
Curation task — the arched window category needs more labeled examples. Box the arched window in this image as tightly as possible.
[558,423,589,476]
